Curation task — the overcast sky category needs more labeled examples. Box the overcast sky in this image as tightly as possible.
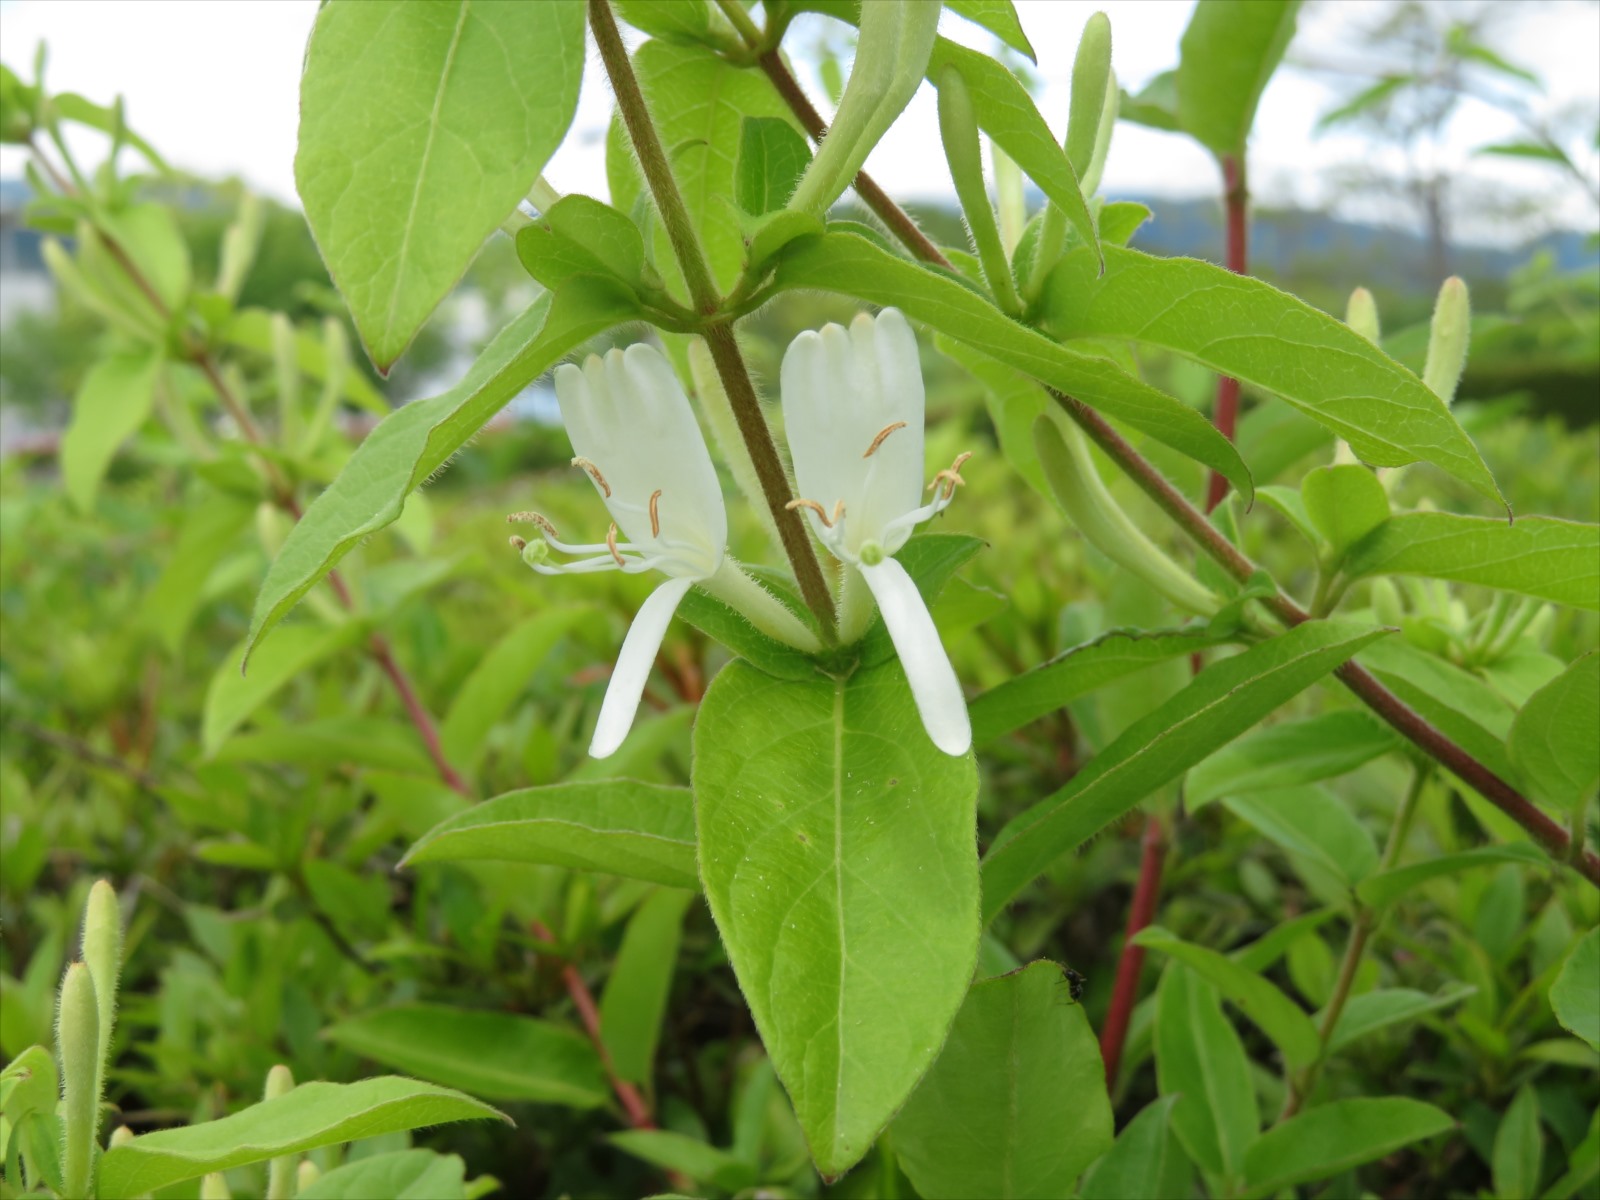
[1,0,1596,241]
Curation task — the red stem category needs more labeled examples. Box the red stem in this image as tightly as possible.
[1205,154,1249,512]
[1099,814,1166,1088]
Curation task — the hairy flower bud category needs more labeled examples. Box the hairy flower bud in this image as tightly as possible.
[938,64,1023,316]
[57,962,100,1200]
[1423,276,1470,405]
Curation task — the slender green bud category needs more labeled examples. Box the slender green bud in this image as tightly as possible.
[1034,416,1220,616]
[1079,69,1120,198]
[216,191,264,303]
[201,1171,233,1200]
[1423,276,1470,405]
[271,313,301,447]
[1370,576,1404,628]
[300,315,349,455]
[57,962,101,1200]
[789,0,940,217]
[1065,14,1113,177]
[82,880,122,1121]
[108,1124,135,1149]
[264,1065,296,1200]
[1345,287,1380,344]
[297,1161,323,1192]
[938,64,1023,316]
[991,142,1025,258]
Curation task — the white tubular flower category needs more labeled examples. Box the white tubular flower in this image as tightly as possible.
[515,344,727,758]
[780,308,972,756]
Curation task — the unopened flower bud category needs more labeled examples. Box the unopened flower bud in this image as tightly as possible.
[939,64,1023,316]
[1423,276,1470,405]
[82,880,122,1115]
[1345,287,1380,344]
[57,962,101,1200]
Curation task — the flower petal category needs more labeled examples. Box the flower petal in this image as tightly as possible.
[589,576,694,758]
[859,557,971,756]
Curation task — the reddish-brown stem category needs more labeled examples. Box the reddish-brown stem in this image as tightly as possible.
[531,920,655,1130]
[1205,154,1249,512]
[1099,814,1166,1087]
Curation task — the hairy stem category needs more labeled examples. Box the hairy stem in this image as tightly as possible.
[1206,155,1249,511]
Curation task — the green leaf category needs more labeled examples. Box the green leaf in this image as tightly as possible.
[1175,0,1301,159]
[97,1078,504,1199]
[678,573,818,681]
[61,348,161,512]
[972,626,1225,748]
[1357,638,1515,780]
[1134,926,1320,1067]
[693,658,980,1177]
[1325,983,1476,1053]
[439,607,592,773]
[1550,928,1599,1051]
[1188,710,1398,806]
[1040,246,1504,508]
[324,1005,606,1107]
[212,717,434,775]
[296,0,586,369]
[893,961,1112,1198]
[600,888,695,1085]
[1302,464,1390,558]
[297,1149,467,1200]
[1544,1111,1600,1200]
[245,278,637,661]
[1477,140,1574,167]
[98,203,192,313]
[1231,909,1340,972]
[1155,965,1258,1179]
[1241,1097,1453,1197]
[142,494,255,653]
[609,1131,758,1193]
[981,621,1389,921]
[203,622,361,754]
[1220,786,1379,888]
[1079,1096,1192,1200]
[945,1,1037,61]
[515,195,647,292]
[1120,70,1181,133]
[614,0,713,45]
[1511,653,1600,812]
[1344,514,1599,611]
[1355,844,1546,908]
[402,781,698,889]
[772,232,1251,500]
[1317,75,1410,130]
[736,117,812,216]
[51,92,169,170]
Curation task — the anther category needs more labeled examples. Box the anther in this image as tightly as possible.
[929,451,974,500]
[572,456,612,497]
[649,489,663,537]
[508,535,527,551]
[786,497,834,528]
[832,499,846,525]
[508,510,559,537]
[863,421,908,458]
[606,522,626,567]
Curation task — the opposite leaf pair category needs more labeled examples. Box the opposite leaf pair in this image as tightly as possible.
[515,308,972,759]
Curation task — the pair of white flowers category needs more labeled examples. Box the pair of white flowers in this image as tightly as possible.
[515,309,971,759]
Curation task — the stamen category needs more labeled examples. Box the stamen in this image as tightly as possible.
[786,497,834,528]
[508,510,559,537]
[832,499,846,525]
[509,535,527,551]
[928,451,974,500]
[863,421,908,458]
[606,522,626,567]
[649,489,663,537]
[572,456,612,497]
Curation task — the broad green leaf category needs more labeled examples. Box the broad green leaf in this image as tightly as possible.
[982,621,1389,921]
[614,0,713,45]
[1231,909,1339,972]
[1188,710,1398,806]
[1155,965,1258,1179]
[296,0,586,369]
[245,278,637,661]
[1175,0,1300,159]
[1344,514,1599,611]
[212,717,434,775]
[972,627,1226,748]
[1326,983,1476,1053]
[439,606,592,772]
[51,92,169,170]
[610,1131,758,1193]
[678,574,817,681]
[945,0,1037,61]
[402,781,698,889]
[1511,653,1600,812]
[1355,844,1546,908]
[1222,786,1379,888]
[297,1149,467,1200]
[515,195,647,292]
[1550,928,1599,1051]
[1134,926,1320,1067]
[141,494,255,653]
[1302,464,1390,558]
[1240,1098,1453,1197]
[893,961,1113,1199]
[736,117,812,216]
[1079,1096,1192,1200]
[1120,70,1181,133]
[693,658,980,1177]
[97,1078,504,1199]
[772,232,1252,500]
[600,887,695,1085]
[61,348,161,512]
[203,622,361,754]
[0,1045,55,1124]
[1040,246,1504,507]
[96,203,191,313]
[324,1004,607,1107]
[1358,638,1515,780]
[1544,1112,1600,1200]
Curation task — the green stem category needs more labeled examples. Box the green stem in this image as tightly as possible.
[712,0,762,46]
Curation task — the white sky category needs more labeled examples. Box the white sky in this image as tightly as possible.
[1,0,1596,241]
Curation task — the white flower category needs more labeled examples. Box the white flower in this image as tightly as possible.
[513,344,727,758]
[780,308,972,756]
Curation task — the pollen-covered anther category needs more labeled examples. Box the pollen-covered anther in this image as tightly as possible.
[863,420,908,458]
[507,510,560,537]
[572,456,612,497]
[786,497,835,528]
[508,534,527,552]
[929,451,974,500]
[606,522,626,567]
[649,489,663,537]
